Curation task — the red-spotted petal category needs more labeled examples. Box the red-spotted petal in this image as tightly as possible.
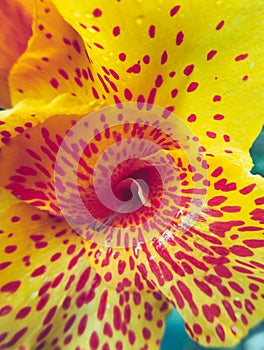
[51,0,264,152]
[9,0,106,108]
[130,151,264,347]
[0,203,169,349]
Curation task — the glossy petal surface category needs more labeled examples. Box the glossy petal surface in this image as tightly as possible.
[0,203,169,349]
[51,0,264,152]
[0,0,33,107]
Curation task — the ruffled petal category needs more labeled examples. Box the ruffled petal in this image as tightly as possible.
[0,0,33,108]
[0,203,169,349]
[132,151,264,347]
[0,94,102,147]
[51,0,264,152]
[9,0,105,107]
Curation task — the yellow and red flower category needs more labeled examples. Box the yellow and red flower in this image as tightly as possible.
[0,0,264,349]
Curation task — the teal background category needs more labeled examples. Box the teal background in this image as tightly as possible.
[161,126,264,350]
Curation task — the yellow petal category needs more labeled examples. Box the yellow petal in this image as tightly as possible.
[131,151,264,347]
[0,203,169,349]
[0,93,103,147]
[0,0,33,108]
[0,109,82,210]
[52,0,264,152]
[9,0,106,107]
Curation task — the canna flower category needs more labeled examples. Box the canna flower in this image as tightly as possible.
[0,0,264,349]
[0,0,33,108]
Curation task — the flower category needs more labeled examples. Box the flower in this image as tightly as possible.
[0,0,264,349]
[0,0,33,108]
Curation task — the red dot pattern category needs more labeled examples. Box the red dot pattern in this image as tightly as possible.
[0,204,170,349]
[0,0,263,348]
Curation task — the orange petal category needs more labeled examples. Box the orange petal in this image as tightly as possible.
[51,0,264,152]
[9,0,106,107]
[0,0,33,108]
[132,151,264,347]
[0,203,169,349]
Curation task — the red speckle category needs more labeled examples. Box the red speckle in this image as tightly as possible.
[207,50,217,60]
[93,8,102,17]
[5,245,17,254]
[241,314,248,325]
[243,239,264,248]
[161,50,168,64]
[113,26,120,36]
[176,31,184,45]
[214,113,224,120]
[193,323,202,335]
[183,64,194,76]
[187,82,199,92]
[206,131,216,139]
[74,77,83,87]
[149,25,156,38]
[113,306,122,330]
[73,40,81,54]
[187,114,196,123]
[143,55,150,64]
[119,53,126,61]
[50,78,59,89]
[216,20,225,30]
[127,63,141,74]
[16,306,31,319]
[128,330,136,345]
[63,37,71,45]
[213,95,221,102]
[43,306,57,325]
[194,279,213,297]
[255,197,264,205]
[58,69,69,80]
[208,195,227,206]
[235,53,248,61]
[216,324,225,341]
[78,314,88,335]
[2,327,28,347]
[170,5,180,17]
[214,178,237,192]
[155,74,163,88]
[31,265,46,277]
[171,88,178,98]
[0,305,12,316]
[97,291,108,320]
[1,281,21,293]
[124,88,133,100]
[142,327,151,340]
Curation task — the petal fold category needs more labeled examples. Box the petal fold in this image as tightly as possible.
[9,0,106,107]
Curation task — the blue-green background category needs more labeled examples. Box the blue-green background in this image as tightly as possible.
[161,126,264,350]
